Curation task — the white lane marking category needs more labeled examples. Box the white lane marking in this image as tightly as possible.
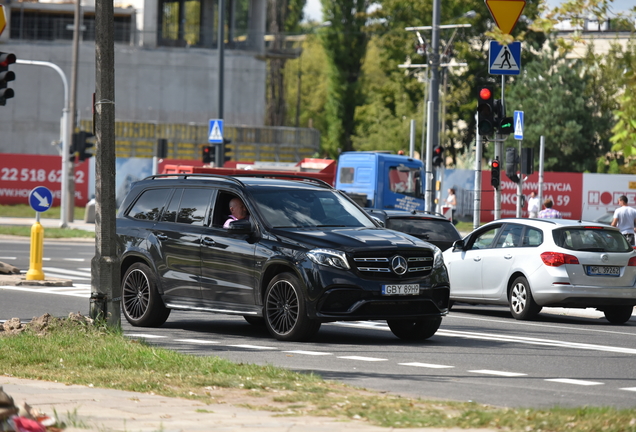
[78,267,92,272]
[229,344,278,350]
[334,321,636,355]
[62,258,86,262]
[0,256,16,260]
[175,339,220,345]
[545,378,603,386]
[621,387,636,392]
[469,370,527,377]
[448,313,636,337]
[439,329,636,355]
[0,286,89,298]
[337,356,388,362]
[284,350,333,356]
[398,362,454,369]
[43,267,91,277]
[127,334,167,339]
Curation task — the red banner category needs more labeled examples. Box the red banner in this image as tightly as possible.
[0,154,90,207]
[481,171,583,222]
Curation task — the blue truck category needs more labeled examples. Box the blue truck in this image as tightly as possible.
[335,152,426,211]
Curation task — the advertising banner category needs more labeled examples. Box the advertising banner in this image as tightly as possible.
[0,154,90,207]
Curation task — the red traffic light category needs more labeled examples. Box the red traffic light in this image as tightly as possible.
[492,160,500,169]
[479,87,492,100]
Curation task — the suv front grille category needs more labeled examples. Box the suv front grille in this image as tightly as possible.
[353,251,434,278]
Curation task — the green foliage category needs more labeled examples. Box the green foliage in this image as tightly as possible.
[319,0,372,155]
[504,39,614,172]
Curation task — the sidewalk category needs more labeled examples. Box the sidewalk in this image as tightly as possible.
[0,376,493,432]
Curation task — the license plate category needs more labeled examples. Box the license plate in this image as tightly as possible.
[586,266,620,276]
[382,284,420,295]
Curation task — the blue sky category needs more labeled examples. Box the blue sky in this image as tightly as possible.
[303,0,636,23]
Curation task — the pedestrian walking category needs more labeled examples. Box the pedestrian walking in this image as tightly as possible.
[538,199,562,219]
[611,195,636,246]
[527,191,540,218]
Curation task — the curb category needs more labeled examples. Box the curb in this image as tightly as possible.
[0,274,73,287]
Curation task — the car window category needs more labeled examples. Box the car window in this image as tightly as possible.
[495,224,524,248]
[160,189,182,222]
[250,187,376,229]
[553,227,632,252]
[176,188,213,225]
[386,218,460,243]
[468,226,502,250]
[388,166,421,197]
[127,188,171,221]
[522,228,543,247]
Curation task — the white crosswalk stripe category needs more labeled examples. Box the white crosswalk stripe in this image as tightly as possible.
[0,267,91,298]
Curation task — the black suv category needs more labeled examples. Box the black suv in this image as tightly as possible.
[116,174,450,341]
[364,209,462,251]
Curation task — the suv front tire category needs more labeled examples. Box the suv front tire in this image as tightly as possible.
[122,262,171,327]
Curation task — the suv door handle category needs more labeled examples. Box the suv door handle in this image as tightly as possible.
[202,237,216,246]
[156,233,168,241]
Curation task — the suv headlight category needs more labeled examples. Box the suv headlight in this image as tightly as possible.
[432,245,444,269]
[306,249,350,270]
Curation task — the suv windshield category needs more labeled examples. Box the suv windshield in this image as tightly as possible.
[386,218,459,243]
[250,187,377,228]
[552,227,632,252]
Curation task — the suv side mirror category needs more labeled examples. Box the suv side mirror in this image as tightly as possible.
[228,218,252,233]
[452,239,465,251]
[370,216,385,227]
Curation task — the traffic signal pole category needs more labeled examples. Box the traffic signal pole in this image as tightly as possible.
[16,60,72,229]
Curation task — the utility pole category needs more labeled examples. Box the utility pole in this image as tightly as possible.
[91,0,120,327]
[67,0,82,222]
[216,0,225,165]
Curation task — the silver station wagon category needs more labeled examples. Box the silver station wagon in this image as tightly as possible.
[443,219,636,324]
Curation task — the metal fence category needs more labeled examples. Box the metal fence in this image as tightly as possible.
[79,120,321,162]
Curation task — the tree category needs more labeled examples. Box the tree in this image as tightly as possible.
[319,0,372,155]
[504,39,614,172]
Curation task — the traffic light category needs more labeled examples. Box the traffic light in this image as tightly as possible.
[477,86,495,136]
[498,117,514,135]
[156,138,168,158]
[0,52,16,106]
[432,146,443,167]
[491,157,500,189]
[521,147,534,175]
[72,131,95,162]
[506,147,519,183]
[222,138,232,165]
[202,145,215,164]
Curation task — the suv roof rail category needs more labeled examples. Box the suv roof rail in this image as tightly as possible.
[145,173,248,187]
[233,173,334,189]
[143,173,333,189]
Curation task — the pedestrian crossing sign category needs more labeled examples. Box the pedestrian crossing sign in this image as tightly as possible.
[208,119,224,143]
[489,41,521,76]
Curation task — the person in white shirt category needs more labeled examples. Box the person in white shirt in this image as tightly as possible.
[223,197,249,228]
[527,191,540,218]
[611,195,636,246]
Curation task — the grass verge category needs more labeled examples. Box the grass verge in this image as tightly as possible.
[1,316,636,431]
[0,205,93,239]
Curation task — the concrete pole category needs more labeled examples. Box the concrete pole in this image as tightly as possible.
[425,101,434,212]
[216,0,225,164]
[16,60,71,229]
[538,136,545,207]
[473,112,482,230]
[409,119,416,158]
[67,0,82,222]
[516,139,523,218]
[91,0,121,328]
[429,0,441,154]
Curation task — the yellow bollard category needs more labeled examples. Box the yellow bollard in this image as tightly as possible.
[25,221,45,280]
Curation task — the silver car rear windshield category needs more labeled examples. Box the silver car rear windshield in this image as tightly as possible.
[552,227,632,253]
[251,188,376,229]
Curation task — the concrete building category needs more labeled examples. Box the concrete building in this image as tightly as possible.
[0,0,270,156]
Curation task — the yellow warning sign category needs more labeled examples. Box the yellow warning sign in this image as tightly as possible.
[0,6,6,37]
[485,0,526,35]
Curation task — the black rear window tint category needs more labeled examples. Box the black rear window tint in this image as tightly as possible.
[127,188,171,221]
[552,228,632,252]
[386,218,460,243]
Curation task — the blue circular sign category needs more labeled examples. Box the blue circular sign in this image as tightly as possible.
[29,186,53,213]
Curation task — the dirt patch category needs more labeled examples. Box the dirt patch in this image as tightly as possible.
[0,313,93,336]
